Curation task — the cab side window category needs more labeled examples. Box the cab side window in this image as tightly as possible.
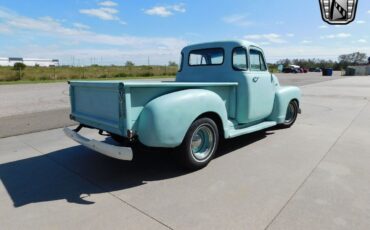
[250,49,267,71]
[232,47,248,71]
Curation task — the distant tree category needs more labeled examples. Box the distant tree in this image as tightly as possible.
[125,61,135,67]
[13,62,26,71]
[274,53,369,71]
[168,61,178,67]
[276,59,291,67]
[338,52,367,65]
[13,62,26,81]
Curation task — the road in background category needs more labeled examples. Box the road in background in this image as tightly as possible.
[0,72,344,137]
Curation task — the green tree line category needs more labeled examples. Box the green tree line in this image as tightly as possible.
[272,52,368,71]
[0,61,179,82]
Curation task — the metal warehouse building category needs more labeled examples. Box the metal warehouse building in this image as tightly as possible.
[0,57,59,67]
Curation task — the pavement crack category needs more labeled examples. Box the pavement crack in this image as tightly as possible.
[264,100,370,230]
[18,141,174,230]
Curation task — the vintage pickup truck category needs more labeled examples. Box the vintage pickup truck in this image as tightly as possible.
[64,40,301,169]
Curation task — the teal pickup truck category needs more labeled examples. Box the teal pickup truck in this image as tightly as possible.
[64,40,301,169]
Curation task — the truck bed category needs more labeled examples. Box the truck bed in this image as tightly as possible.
[69,80,238,137]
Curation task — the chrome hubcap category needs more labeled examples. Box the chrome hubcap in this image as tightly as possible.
[191,125,215,161]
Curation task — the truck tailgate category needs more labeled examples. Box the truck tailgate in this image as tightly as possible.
[70,81,125,135]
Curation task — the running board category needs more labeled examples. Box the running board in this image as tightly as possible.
[227,121,277,138]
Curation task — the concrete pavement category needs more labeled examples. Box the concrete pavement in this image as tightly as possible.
[0,82,69,118]
[1,76,369,229]
[0,82,73,138]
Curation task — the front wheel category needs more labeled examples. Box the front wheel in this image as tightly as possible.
[179,118,219,170]
[280,100,299,128]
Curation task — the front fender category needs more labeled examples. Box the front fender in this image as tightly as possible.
[268,86,301,124]
[137,89,228,148]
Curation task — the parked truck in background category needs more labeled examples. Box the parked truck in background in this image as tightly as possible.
[64,40,301,170]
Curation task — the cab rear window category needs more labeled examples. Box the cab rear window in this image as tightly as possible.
[189,48,224,66]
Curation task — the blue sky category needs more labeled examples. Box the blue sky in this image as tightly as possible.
[0,0,369,65]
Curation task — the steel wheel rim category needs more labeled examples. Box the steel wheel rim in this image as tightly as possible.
[190,125,215,161]
[285,103,296,123]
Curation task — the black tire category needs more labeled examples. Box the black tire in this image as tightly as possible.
[178,118,219,170]
[280,100,299,128]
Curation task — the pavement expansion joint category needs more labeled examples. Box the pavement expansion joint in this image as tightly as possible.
[264,100,370,230]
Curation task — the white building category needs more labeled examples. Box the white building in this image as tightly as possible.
[0,57,59,67]
[0,57,9,66]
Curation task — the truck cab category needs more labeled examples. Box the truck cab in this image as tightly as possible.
[64,40,301,170]
[177,41,278,125]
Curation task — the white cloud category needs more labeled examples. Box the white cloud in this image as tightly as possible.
[0,24,13,34]
[244,33,286,44]
[98,1,118,7]
[357,39,367,43]
[80,8,118,20]
[145,6,172,17]
[0,8,187,64]
[73,23,90,30]
[320,33,351,39]
[144,4,186,17]
[286,33,295,37]
[318,25,328,29]
[356,20,366,24]
[222,14,251,26]
[301,40,312,44]
[171,3,186,13]
[79,1,125,24]
[259,42,271,46]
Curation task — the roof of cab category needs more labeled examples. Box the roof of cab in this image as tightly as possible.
[182,40,261,53]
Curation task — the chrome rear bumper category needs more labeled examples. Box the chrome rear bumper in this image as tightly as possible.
[63,127,133,161]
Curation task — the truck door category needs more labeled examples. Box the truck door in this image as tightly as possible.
[247,48,275,121]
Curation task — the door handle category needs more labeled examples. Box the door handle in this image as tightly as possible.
[252,77,259,83]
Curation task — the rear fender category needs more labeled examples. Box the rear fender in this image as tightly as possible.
[137,89,228,148]
[268,86,301,124]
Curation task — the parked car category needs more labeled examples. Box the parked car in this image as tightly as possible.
[283,67,299,73]
[309,67,322,72]
[64,40,301,170]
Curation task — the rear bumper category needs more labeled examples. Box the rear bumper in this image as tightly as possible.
[63,127,133,161]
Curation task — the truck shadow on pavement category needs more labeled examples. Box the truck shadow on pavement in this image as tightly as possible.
[0,130,272,207]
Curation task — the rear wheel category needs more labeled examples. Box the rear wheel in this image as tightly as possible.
[179,118,219,170]
[280,100,299,128]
